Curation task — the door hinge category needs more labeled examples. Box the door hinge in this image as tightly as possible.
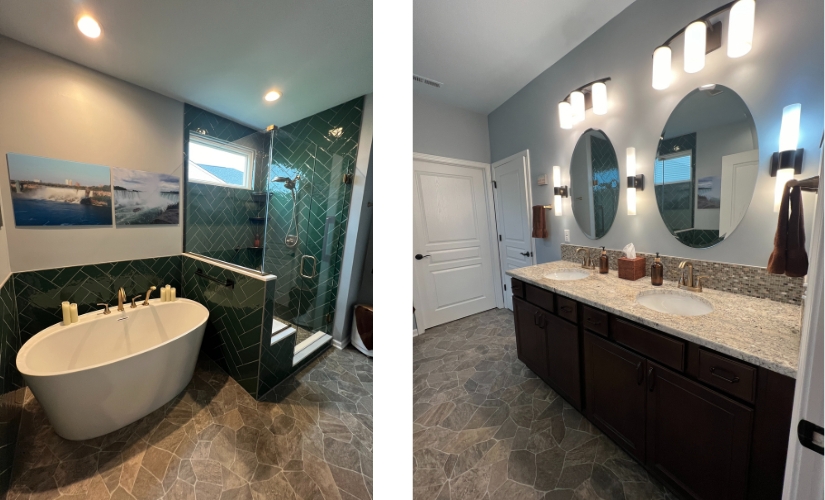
[504,284,507,291]
[343,173,353,184]
[325,313,334,324]
[499,235,502,242]
[492,180,497,188]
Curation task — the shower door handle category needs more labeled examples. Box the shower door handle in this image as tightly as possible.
[300,255,318,279]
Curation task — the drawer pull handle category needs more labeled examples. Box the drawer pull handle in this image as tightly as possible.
[586,317,601,326]
[636,362,643,385]
[648,367,655,391]
[560,306,573,313]
[710,366,740,384]
[533,311,539,326]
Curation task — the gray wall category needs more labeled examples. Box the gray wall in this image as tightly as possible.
[488,0,823,267]
[414,92,491,163]
[0,36,184,272]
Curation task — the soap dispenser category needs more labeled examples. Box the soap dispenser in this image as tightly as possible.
[599,247,609,274]
[651,252,664,286]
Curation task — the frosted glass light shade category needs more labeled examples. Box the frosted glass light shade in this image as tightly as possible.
[627,188,637,216]
[779,103,801,152]
[592,82,607,115]
[728,0,755,58]
[774,168,794,212]
[558,101,572,129]
[626,147,636,177]
[652,46,672,90]
[570,91,585,123]
[684,21,707,73]
[553,166,563,216]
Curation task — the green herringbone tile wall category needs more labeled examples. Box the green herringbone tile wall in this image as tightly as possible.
[0,275,21,494]
[15,256,182,344]
[590,134,619,238]
[181,256,268,397]
[183,104,271,271]
[265,96,363,338]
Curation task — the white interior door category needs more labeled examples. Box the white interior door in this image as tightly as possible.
[492,152,534,310]
[719,149,759,238]
[782,148,824,500]
[413,159,497,329]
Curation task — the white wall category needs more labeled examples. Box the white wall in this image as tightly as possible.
[414,92,491,163]
[488,0,823,267]
[0,36,184,272]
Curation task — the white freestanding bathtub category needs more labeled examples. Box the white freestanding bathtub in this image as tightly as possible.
[16,298,208,440]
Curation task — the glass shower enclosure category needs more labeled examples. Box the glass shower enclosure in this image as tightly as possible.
[184,122,354,359]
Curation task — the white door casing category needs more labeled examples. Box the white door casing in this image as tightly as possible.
[413,154,502,330]
[719,149,759,238]
[491,150,535,310]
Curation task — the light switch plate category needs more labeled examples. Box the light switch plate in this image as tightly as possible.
[564,229,570,242]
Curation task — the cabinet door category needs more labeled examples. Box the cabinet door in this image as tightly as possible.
[646,362,753,500]
[545,314,582,409]
[584,332,647,461]
[513,298,548,380]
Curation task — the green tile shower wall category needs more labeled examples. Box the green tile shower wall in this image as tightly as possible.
[181,257,269,397]
[14,256,182,344]
[589,135,619,238]
[656,133,697,233]
[0,276,21,494]
[183,104,269,271]
[266,96,364,334]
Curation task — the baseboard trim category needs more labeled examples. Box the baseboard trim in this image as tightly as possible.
[332,337,350,350]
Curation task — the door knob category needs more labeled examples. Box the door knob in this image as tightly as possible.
[415,254,431,260]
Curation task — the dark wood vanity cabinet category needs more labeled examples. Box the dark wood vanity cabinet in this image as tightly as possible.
[511,278,794,500]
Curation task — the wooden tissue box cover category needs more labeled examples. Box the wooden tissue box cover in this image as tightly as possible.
[618,257,646,281]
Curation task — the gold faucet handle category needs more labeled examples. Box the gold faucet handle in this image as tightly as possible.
[130,296,141,308]
[696,276,709,291]
[97,303,111,315]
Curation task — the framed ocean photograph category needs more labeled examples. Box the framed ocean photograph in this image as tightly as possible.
[697,175,722,209]
[7,153,112,226]
[112,168,180,225]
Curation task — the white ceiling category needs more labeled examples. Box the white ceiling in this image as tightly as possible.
[414,0,636,115]
[0,0,372,129]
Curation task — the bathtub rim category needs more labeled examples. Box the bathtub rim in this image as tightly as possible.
[16,298,209,378]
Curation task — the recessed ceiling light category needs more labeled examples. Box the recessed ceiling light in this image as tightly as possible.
[264,91,281,102]
[77,15,101,38]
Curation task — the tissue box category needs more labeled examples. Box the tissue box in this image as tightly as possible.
[618,257,646,281]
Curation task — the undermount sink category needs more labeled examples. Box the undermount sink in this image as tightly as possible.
[544,269,590,281]
[636,289,714,316]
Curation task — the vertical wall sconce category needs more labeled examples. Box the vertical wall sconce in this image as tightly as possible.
[651,0,755,89]
[558,101,572,129]
[557,78,611,129]
[626,147,644,215]
[553,165,567,217]
[772,103,803,212]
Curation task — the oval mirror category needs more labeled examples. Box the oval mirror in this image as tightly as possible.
[655,85,758,248]
[570,129,620,239]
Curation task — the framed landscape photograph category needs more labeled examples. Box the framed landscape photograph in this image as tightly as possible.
[112,168,180,225]
[7,153,112,226]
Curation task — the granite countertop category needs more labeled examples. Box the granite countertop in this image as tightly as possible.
[507,261,802,378]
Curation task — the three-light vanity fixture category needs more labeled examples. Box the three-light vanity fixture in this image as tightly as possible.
[553,165,568,217]
[772,103,804,212]
[625,147,644,216]
[558,78,611,129]
[651,0,755,90]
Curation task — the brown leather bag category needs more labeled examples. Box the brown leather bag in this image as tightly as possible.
[354,305,373,350]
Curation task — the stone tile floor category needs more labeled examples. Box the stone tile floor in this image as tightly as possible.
[413,308,679,500]
[7,346,372,500]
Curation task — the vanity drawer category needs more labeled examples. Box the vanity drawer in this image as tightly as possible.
[556,296,578,324]
[698,349,757,404]
[525,284,554,313]
[511,278,525,299]
[611,317,685,372]
[582,305,608,337]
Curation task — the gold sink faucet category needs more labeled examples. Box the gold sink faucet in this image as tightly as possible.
[576,248,596,270]
[678,261,708,292]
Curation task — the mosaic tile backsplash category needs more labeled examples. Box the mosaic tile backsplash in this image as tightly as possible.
[14,256,182,344]
[560,243,805,305]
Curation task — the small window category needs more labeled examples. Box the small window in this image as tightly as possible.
[654,151,692,185]
[188,134,254,189]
